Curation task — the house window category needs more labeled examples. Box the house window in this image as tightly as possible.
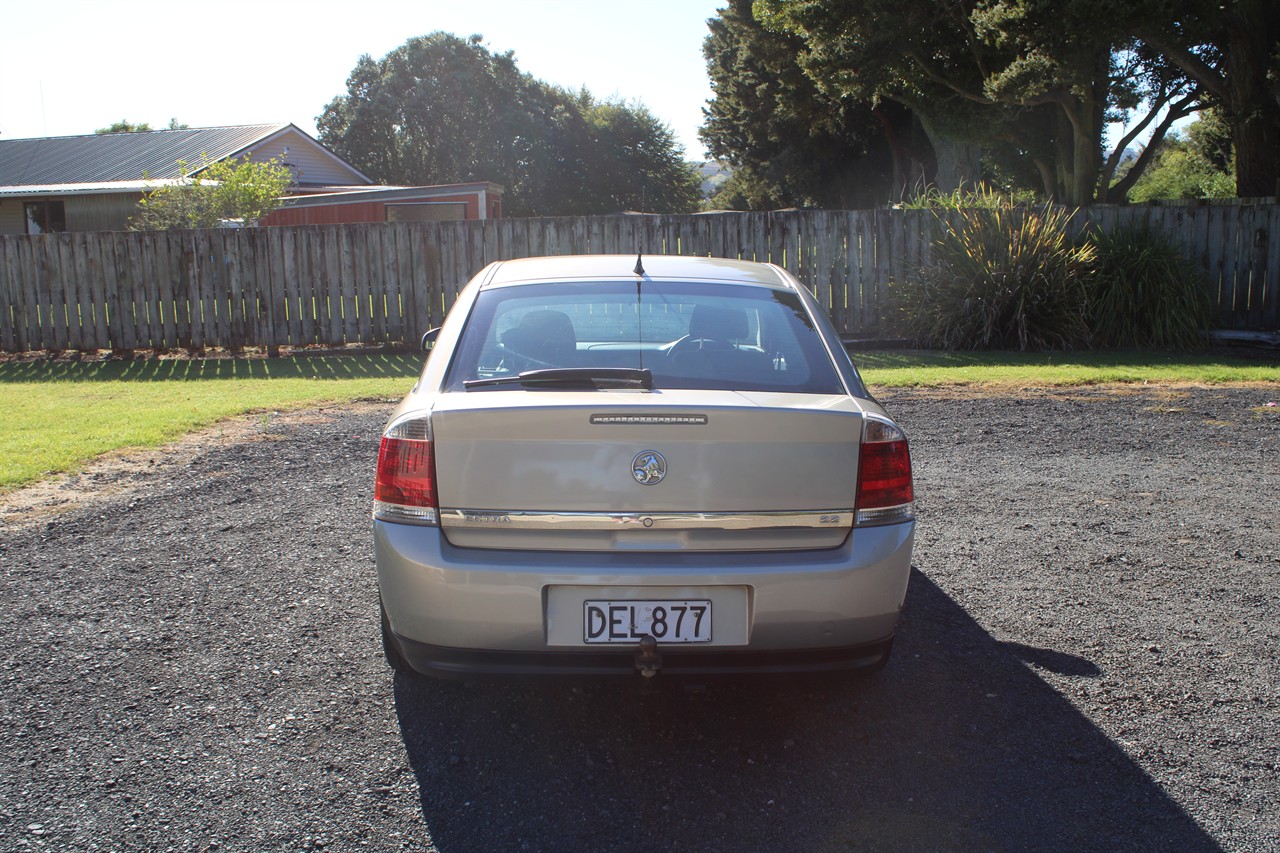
[25,200,67,234]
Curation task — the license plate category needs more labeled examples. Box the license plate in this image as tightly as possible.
[583,600,712,644]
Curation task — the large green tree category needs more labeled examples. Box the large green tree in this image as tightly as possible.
[754,0,1200,205]
[317,33,700,216]
[700,0,930,208]
[573,94,703,214]
[754,0,1004,193]
[701,0,920,207]
[1127,0,1280,197]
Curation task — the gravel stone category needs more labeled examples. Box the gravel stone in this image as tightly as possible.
[0,386,1276,851]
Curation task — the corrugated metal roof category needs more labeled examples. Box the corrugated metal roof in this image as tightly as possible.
[0,124,289,186]
[0,180,185,197]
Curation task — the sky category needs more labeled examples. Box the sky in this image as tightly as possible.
[0,0,725,159]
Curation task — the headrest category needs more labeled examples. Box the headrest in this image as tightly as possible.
[501,309,577,362]
[688,304,749,341]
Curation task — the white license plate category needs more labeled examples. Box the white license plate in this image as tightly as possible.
[583,600,712,644]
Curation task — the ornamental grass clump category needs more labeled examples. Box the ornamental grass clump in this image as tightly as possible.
[894,184,1032,211]
[1089,226,1214,350]
[896,203,1095,351]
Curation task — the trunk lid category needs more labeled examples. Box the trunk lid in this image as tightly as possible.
[431,389,865,551]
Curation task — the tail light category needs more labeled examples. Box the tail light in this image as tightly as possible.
[855,414,914,527]
[373,414,438,525]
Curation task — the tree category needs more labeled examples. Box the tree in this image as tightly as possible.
[705,169,790,210]
[1186,108,1234,172]
[1096,42,1203,202]
[96,120,152,134]
[574,95,702,214]
[131,154,294,230]
[700,0,930,208]
[754,0,1199,205]
[96,118,189,134]
[318,34,541,199]
[1126,112,1235,201]
[1127,0,1280,197]
[317,32,700,216]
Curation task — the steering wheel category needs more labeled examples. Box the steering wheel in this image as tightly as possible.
[665,335,733,356]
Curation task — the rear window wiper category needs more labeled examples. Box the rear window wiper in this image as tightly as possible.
[463,367,654,390]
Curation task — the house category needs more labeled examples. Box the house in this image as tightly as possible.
[0,123,502,234]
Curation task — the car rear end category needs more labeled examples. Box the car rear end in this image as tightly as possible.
[374,255,914,678]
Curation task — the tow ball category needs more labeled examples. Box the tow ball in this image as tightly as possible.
[634,634,662,678]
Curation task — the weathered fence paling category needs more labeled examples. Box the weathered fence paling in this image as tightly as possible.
[0,208,1276,352]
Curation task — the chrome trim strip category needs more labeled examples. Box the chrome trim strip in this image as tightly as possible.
[440,509,854,531]
[590,414,709,425]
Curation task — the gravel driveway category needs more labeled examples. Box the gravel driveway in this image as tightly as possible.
[1,385,1276,852]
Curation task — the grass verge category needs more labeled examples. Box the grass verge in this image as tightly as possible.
[853,349,1279,388]
[0,349,1275,494]
[0,354,423,493]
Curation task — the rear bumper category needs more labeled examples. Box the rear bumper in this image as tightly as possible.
[375,518,914,677]
[394,635,895,679]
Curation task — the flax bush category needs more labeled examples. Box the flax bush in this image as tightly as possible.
[893,203,1095,351]
[1088,226,1214,350]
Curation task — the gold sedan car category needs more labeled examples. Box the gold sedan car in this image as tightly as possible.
[374,255,914,679]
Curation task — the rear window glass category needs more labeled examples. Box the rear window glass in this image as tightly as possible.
[444,280,844,394]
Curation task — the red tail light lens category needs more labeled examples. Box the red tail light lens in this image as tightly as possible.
[855,415,914,526]
[373,416,438,525]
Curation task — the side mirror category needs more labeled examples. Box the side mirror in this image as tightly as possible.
[421,327,442,352]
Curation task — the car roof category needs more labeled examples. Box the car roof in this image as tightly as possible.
[481,254,792,289]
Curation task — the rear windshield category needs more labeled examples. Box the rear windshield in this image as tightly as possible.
[444,280,845,394]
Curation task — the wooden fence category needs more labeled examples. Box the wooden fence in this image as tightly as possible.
[1,206,1276,353]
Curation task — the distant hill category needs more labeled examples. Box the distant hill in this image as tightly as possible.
[696,161,730,198]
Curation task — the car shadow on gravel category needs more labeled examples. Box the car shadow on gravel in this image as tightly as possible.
[392,570,1221,853]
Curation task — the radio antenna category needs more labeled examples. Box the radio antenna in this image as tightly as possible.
[634,252,645,375]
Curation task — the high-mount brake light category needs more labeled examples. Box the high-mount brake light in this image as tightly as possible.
[855,414,914,527]
[373,415,439,525]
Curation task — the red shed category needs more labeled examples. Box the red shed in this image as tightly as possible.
[260,182,503,227]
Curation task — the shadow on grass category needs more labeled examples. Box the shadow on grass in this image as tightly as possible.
[391,571,1218,852]
[0,354,425,383]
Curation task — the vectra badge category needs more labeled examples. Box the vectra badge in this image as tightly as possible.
[632,451,667,485]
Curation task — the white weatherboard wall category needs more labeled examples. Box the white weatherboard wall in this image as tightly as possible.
[237,128,369,187]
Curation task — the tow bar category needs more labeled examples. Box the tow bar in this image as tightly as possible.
[635,634,662,678]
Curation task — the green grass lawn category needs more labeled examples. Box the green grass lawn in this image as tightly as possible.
[0,349,1276,493]
[0,354,424,493]
[853,349,1280,388]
